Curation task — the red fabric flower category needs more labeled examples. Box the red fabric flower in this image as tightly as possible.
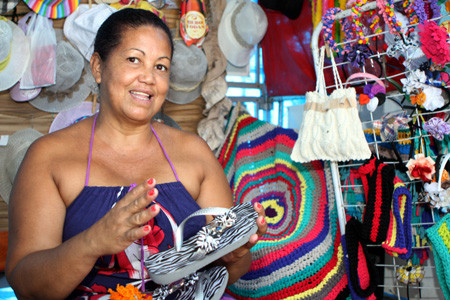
[418,21,450,66]
[406,154,436,182]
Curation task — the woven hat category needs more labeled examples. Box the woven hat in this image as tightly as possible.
[0,18,30,92]
[152,111,181,129]
[49,101,99,133]
[23,0,80,19]
[218,0,267,67]
[9,80,41,102]
[29,41,97,113]
[0,0,19,14]
[166,39,208,105]
[64,4,118,61]
[0,128,43,204]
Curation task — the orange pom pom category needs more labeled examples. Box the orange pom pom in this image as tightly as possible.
[359,94,370,105]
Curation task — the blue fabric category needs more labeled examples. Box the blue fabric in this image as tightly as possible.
[0,287,17,300]
[63,182,205,298]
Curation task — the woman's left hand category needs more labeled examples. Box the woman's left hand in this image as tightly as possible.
[219,202,267,265]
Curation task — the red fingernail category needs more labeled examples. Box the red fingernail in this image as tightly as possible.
[256,202,262,209]
[143,225,151,232]
[148,189,155,196]
[261,217,265,224]
[151,205,157,212]
[147,178,154,185]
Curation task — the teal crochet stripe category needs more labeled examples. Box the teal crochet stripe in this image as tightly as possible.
[217,113,348,299]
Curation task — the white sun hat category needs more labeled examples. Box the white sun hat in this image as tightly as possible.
[0,18,30,92]
[218,0,268,67]
[63,4,118,62]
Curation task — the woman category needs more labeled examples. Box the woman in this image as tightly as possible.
[6,9,266,299]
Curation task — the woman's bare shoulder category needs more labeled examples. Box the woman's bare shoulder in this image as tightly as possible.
[27,119,92,164]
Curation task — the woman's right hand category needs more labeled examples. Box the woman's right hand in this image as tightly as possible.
[85,178,161,257]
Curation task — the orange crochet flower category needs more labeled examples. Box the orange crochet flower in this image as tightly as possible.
[446,1,450,14]
[416,92,426,105]
[109,284,152,300]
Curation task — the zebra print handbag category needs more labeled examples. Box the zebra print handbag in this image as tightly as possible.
[145,202,258,285]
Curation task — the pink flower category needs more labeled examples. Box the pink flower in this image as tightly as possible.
[406,154,436,182]
[418,21,450,66]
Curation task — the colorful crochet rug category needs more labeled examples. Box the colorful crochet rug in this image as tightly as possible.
[217,112,348,299]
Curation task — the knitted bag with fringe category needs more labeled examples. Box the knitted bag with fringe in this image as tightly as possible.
[217,111,348,300]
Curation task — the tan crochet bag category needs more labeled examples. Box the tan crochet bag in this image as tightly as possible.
[291,47,371,163]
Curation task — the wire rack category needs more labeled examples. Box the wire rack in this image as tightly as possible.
[311,1,447,299]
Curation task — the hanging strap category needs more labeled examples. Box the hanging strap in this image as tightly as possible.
[316,46,345,95]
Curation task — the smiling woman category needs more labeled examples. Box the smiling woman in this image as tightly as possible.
[5,8,266,300]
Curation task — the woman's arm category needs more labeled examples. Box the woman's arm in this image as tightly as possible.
[6,137,160,300]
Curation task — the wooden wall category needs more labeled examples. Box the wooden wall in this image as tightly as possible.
[0,1,207,230]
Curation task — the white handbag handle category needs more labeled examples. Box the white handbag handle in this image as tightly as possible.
[437,153,450,192]
[316,46,345,95]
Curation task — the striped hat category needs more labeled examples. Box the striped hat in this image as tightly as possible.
[0,0,19,14]
[23,0,80,19]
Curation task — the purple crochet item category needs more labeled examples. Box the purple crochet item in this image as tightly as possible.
[423,117,450,141]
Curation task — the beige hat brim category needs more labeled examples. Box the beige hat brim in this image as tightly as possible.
[0,129,43,204]
[28,61,97,113]
[0,19,31,92]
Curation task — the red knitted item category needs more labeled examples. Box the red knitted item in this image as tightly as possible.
[358,157,395,243]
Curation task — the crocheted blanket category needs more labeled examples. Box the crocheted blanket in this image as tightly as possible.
[217,112,348,299]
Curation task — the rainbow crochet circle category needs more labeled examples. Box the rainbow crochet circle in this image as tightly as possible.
[23,0,79,19]
[218,113,347,299]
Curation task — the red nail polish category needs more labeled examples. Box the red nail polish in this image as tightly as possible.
[148,189,155,196]
[147,178,154,185]
[256,202,262,209]
[143,225,151,232]
[151,205,157,212]
[261,217,265,224]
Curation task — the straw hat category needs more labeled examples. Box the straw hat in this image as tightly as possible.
[49,101,99,133]
[28,40,97,113]
[166,39,208,105]
[64,4,118,61]
[0,129,43,204]
[10,80,41,102]
[0,18,30,92]
[218,0,268,67]
[23,0,80,19]
[0,0,19,14]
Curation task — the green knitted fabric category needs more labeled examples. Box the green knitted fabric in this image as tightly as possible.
[426,213,450,300]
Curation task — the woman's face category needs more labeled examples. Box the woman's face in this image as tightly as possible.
[91,25,171,123]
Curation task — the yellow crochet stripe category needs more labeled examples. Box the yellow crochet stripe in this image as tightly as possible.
[364,128,411,145]
[235,157,308,246]
[282,244,345,300]
[437,221,450,251]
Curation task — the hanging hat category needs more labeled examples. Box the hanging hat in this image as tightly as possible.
[0,18,30,92]
[152,111,181,129]
[0,128,43,204]
[63,4,118,61]
[23,0,80,19]
[166,39,208,105]
[49,101,99,133]
[218,0,268,67]
[9,80,41,102]
[29,40,97,113]
[0,0,19,14]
